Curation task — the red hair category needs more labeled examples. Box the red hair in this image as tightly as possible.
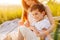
[21,0,41,22]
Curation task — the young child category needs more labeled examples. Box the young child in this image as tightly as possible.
[27,4,53,40]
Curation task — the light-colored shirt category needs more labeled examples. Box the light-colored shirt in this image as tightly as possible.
[36,18,51,31]
[28,13,51,31]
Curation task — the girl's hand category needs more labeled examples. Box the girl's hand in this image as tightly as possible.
[19,20,24,26]
[24,21,30,27]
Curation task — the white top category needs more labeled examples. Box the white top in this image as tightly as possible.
[30,17,51,31]
[36,18,50,31]
[28,12,51,31]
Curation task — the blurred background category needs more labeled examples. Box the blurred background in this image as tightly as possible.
[0,0,60,24]
[0,0,60,40]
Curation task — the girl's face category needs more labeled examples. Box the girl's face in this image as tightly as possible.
[24,0,36,6]
[31,9,45,22]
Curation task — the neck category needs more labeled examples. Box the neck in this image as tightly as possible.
[36,17,45,22]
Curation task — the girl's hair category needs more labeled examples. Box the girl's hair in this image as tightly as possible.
[21,0,41,22]
[22,0,40,10]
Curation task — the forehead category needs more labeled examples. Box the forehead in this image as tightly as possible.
[31,9,40,13]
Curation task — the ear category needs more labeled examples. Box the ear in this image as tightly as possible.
[41,11,45,16]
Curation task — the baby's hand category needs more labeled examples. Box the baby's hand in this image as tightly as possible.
[42,28,49,36]
[40,30,49,36]
[39,31,45,36]
[33,30,40,37]
[43,31,49,35]
[33,29,41,37]
[36,33,41,37]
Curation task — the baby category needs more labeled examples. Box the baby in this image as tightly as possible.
[27,4,52,40]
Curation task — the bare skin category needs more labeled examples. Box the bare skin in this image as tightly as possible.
[18,29,24,40]
[18,0,55,40]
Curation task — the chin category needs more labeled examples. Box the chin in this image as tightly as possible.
[35,20,39,22]
[36,19,41,22]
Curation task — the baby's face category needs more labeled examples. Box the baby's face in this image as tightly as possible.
[31,9,45,22]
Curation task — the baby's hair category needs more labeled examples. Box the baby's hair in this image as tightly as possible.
[30,4,47,14]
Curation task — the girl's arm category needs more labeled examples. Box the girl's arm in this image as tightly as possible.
[44,5,56,35]
[42,20,55,35]
[42,18,55,35]
[45,5,54,24]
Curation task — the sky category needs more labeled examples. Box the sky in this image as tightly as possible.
[0,0,60,5]
[0,0,21,5]
[55,0,60,3]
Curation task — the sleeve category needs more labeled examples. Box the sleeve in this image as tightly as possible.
[43,18,51,29]
[37,18,51,30]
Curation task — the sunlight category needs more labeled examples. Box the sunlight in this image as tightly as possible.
[0,0,21,5]
[55,0,60,3]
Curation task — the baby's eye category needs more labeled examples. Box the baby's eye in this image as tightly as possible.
[35,13,38,15]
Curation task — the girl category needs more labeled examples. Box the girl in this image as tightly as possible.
[18,0,55,40]
[19,4,54,40]
[20,0,55,27]
[19,0,55,37]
